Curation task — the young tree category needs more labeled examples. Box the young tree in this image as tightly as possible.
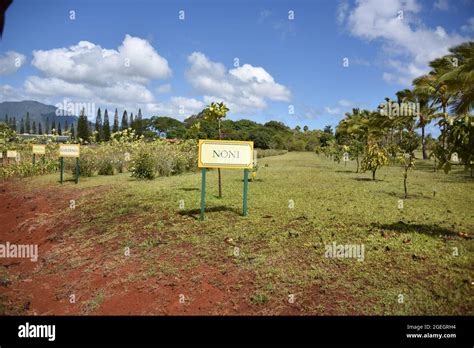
[202,102,229,198]
[121,110,129,130]
[103,109,111,141]
[398,131,420,198]
[361,141,389,180]
[112,108,119,133]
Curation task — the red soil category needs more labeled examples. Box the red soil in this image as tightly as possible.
[0,180,262,315]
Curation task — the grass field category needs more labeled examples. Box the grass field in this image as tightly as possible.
[1,151,473,315]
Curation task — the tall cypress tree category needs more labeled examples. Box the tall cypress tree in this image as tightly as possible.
[103,109,111,141]
[20,118,25,133]
[112,108,119,133]
[52,119,56,135]
[32,121,37,134]
[95,107,103,142]
[12,117,17,132]
[38,122,43,135]
[136,108,143,136]
[45,117,50,134]
[58,122,62,135]
[65,120,69,135]
[121,110,128,131]
[70,123,75,140]
[130,112,134,130]
[25,112,31,133]
[77,108,90,143]
[4,114,7,124]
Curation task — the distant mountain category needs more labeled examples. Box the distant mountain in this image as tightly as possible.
[0,100,79,132]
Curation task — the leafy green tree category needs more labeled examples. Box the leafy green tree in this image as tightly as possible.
[398,131,420,198]
[361,141,389,180]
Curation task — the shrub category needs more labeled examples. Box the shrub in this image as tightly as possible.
[98,159,115,175]
[130,151,157,179]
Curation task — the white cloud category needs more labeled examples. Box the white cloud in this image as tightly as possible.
[32,35,171,86]
[0,51,26,76]
[342,0,471,85]
[186,52,291,113]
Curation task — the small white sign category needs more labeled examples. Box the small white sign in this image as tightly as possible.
[32,144,46,155]
[198,140,254,169]
[59,144,80,158]
[7,150,17,158]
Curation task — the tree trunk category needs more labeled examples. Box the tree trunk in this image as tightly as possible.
[356,157,359,173]
[403,172,408,199]
[421,122,427,160]
[372,170,376,181]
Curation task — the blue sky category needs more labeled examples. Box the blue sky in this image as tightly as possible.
[0,0,473,132]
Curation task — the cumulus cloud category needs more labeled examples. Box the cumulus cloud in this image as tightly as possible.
[186,52,291,113]
[342,0,471,85]
[0,51,26,76]
[23,35,171,106]
[31,35,171,86]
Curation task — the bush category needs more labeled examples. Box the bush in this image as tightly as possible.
[98,159,115,175]
[130,152,156,179]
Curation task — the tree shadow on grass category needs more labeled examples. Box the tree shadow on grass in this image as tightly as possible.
[353,177,382,182]
[179,187,199,191]
[179,205,241,220]
[335,170,354,173]
[371,221,461,238]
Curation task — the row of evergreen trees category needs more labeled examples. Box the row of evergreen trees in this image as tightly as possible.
[3,107,144,142]
[3,112,74,137]
[77,107,144,142]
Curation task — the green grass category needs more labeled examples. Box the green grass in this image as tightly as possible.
[17,152,474,314]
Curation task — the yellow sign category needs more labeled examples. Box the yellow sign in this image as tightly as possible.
[198,140,254,169]
[6,150,17,158]
[32,144,46,155]
[59,144,80,158]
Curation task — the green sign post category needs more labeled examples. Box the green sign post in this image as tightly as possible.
[198,140,254,220]
[58,144,80,184]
